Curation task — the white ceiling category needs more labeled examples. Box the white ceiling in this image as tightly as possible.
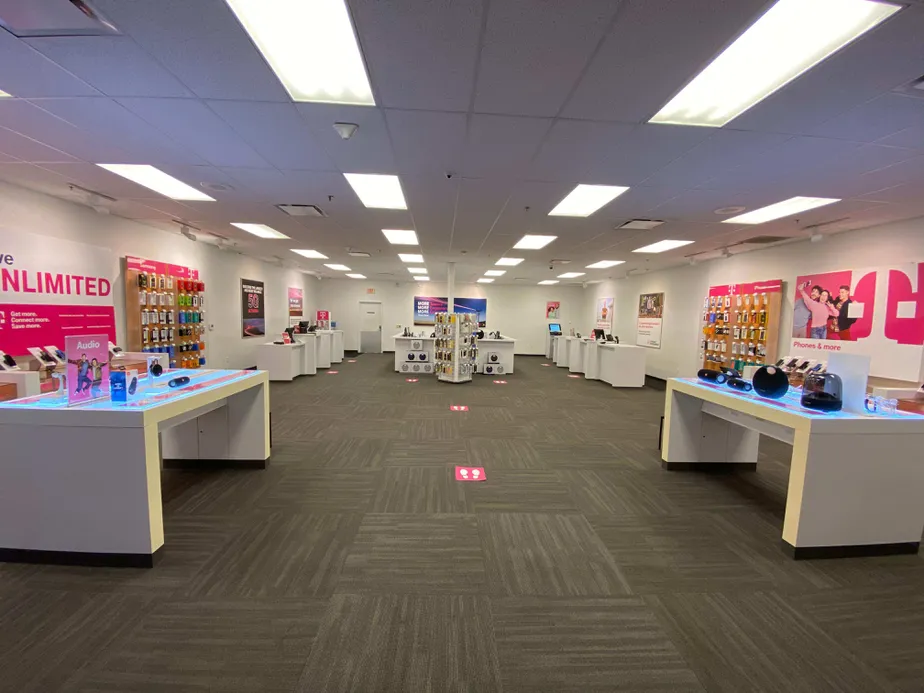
[1,0,923,285]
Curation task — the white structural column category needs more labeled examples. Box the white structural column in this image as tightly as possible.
[447,262,456,313]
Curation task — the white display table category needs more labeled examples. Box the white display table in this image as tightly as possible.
[256,341,308,381]
[479,337,515,375]
[664,377,924,559]
[330,330,344,363]
[316,331,332,369]
[556,336,572,368]
[0,370,41,398]
[569,338,589,373]
[294,333,318,375]
[598,343,646,387]
[394,334,436,373]
[0,369,270,567]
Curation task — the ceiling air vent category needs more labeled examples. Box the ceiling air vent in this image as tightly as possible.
[277,204,325,217]
[737,235,790,245]
[893,75,924,99]
[549,259,571,265]
[618,219,664,230]
[0,0,119,37]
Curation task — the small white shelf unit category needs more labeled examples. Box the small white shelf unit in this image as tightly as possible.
[434,312,479,384]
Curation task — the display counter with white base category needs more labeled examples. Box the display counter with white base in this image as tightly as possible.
[598,343,646,387]
[0,370,41,398]
[569,338,591,374]
[316,331,332,369]
[294,333,318,375]
[0,369,270,567]
[256,341,308,381]
[556,336,573,368]
[663,377,924,559]
[479,337,515,375]
[394,335,436,374]
[329,330,344,363]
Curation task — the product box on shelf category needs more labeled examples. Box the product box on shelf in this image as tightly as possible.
[110,369,140,403]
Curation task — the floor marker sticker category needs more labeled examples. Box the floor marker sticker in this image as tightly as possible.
[406,378,418,383]
[455,466,486,481]
[450,405,469,412]
[541,363,551,367]
[568,374,581,378]
[493,380,507,384]
[347,359,357,363]
[328,370,339,374]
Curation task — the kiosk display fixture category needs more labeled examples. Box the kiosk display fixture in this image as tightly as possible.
[434,312,478,383]
[124,257,206,369]
[700,279,783,373]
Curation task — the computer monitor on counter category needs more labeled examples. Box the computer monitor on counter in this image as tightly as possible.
[548,323,562,335]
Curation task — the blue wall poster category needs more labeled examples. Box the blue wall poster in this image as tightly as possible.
[414,296,487,326]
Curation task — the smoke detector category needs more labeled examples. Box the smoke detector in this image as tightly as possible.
[333,122,359,140]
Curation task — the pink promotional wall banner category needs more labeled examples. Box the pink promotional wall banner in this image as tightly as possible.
[455,467,486,482]
[65,334,110,406]
[1,230,116,355]
[288,287,303,317]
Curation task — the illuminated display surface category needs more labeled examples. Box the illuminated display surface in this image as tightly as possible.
[677,377,917,421]
[0,369,258,412]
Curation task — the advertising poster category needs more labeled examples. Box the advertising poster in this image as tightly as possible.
[414,297,487,326]
[546,301,561,319]
[241,278,265,337]
[595,297,614,330]
[636,292,664,348]
[789,263,924,381]
[0,229,116,355]
[65,334,109,405]
[288,287,303,317]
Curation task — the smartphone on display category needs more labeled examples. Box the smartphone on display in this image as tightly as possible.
[785,358,799,369]
[796,361,811,372]
[2,354,16,368]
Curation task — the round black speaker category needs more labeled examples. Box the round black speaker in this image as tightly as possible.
[752,365,788,399]
[727,377,753,392]
[150,362,163,377]
[697,368,727,384]
[407,353,416,360]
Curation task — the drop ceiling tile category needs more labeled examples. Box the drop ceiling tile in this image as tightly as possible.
[118,98,270,169]
[0,150,16,163]
[803,93,924,143]
[92,0,290,102]
[461,114,551,179]
[350,0,483,111]
[876,123,924,150]
[25,37,194,98]
[531,120,708,183]
[0,162,71,197]
[0,30,99,98]
[0,126,79,163]
[563,0,768,122]
[648,188,800,223]
[385,110,467,175]
[856,183,921,205]
[208,101,335,171]
[296,104,396,172]
[451,178,514,251]
[474,0,619,117]
[401,175,458,246]
[35,98,205,166]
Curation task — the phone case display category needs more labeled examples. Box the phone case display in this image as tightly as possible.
[434,312,478,383]
[700,280,783,373]
[123,257,207,369]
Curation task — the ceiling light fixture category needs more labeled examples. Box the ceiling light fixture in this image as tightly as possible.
[224,0,374,105]
[722,196,841,224]
[291,249,328,259]
[324,263,351,271]
[557,272,585,279]
[407,267,428,274]
[538,280,559,285]
[398,253,424,263]
[477,278,494,284]
[484,270,506,277]
[416,276,430,281]
[231,223,289,239]
[0,89,11,97]
[343,173,407,209]
[585,260,625,269]
[382,229,419,245]
[633,240,694,253]
[549,184,629,217]
[96,164,215,201]
[495,257,524,266]
[650,0,901,127]
[346,273,366,279]
[513,235,557,250]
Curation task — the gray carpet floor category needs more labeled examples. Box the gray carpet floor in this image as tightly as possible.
[2,354,924,692]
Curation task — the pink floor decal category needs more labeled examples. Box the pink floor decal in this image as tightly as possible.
[455,466,486,481]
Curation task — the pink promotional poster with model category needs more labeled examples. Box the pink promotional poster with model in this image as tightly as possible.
[65,334,110,405]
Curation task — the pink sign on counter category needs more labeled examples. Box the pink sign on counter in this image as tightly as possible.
[455,467,486,482]
[65,334,110,405]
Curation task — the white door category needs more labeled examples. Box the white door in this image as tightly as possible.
[359,302,382,353]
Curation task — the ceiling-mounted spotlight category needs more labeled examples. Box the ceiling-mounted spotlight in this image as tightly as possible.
[180,225,197,242]
[810,233,824,243]
[333,122,359,140]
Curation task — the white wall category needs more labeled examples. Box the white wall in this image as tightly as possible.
[317,279,584,354]
[584,216,924,381]
[0,181,318,368]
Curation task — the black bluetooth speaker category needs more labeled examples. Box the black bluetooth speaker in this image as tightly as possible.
[697,368,727,384]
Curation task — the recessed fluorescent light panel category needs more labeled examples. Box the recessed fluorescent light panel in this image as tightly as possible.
[407,267,428,274]
[633,240,694,253]
[416,276,430,281]
[324,264,351,271]
[495,258,524,266]
[343,173,407,209]
[722,196,841,224]
[650,0,900,127]
[585,260,625,269]
[513,235,557,250]
[477,278,494,284]
[231,223,289,239]
[291,249,328,259]
[0,89,11,97]
[346,273,366,279]
[549,184,630,217]
[224,0,374,106]
[484,270,506,277]
[382,229,419,245]
[398,253,424,263]
[538,280,559,285]
[557,272,585,279]
[96,164,215,201]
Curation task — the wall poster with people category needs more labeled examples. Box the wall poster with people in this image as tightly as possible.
[790,263,924,381]
[595,297,614,331]
[636,292,664,348]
